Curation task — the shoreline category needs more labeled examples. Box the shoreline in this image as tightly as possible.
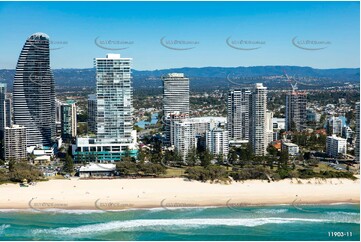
[0,177,359,211]
[0,203,359,214]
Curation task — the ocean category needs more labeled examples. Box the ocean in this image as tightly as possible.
[0,204,359,241]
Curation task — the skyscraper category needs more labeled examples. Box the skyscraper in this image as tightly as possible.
[162,73,190,117]
[227,88,251,144]
[5,93,13,128]
[266,110,274,144]
[95,54,133,143]
[250,83,268,156]
[72,54,137,162]
[13,33,56,147]
[55,99,63,137]
[87,94,97,134]
[0,83,7,137]
[162,73,190,145]
[285,91,307,131]
[326,116,344,136]
[61,100,77,142]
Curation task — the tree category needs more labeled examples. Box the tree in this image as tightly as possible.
[228,148,238,165]
[216,153,224,165]
[63,154,74,173]
[186,148,198,166]
[122,147,133,162]
[9,162,43,182]
[200,149,213,167]
[137,148,147,163]
[267,144,278,157]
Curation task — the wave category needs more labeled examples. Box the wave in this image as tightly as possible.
[327,211,359,216]
[254,209,288,214]
[0,224,10,234]
[32,217,356,236]
[324,211,360,224]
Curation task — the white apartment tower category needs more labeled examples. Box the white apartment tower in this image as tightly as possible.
[285,91,307,131]
[326,135,347,158]
[87,94,97,134]
[95,54,133,144]
[162,73,190,145]
[227,88,251,143]
[173,117,226,160]
[250,83,268,156]
[266,110,274,144]
[206,127,229,158]
[4,125,27,161]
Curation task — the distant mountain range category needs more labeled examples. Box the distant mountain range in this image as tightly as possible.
[0,66,359,90]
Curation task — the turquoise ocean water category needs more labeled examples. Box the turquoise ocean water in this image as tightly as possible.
[0,204,359,241]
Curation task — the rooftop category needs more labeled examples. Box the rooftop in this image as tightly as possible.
[79,163,116,172]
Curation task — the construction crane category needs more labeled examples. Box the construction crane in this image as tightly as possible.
[283,70,298,91]
[283,69,317,89]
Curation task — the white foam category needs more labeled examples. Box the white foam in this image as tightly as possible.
[254,209,288,214]
[32,217,336,236]
[0,224,10,234]
[327,211,359,216]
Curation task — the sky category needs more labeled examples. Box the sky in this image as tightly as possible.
[0,1,359,70]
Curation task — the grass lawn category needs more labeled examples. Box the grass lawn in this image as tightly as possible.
[161,168,186,178]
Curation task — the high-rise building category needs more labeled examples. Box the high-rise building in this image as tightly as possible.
[355,102,360,163]
[162,73,190,145]
[55,99,63,137]
[13,33,56,147]
[162,73,190,116]
[5,93,13,128]
[227,88,251,144]
[326,116,344,136]
[55,99,63,123]
[206,126,229,158]
[326,135,347,158]
[95,54,133,143]
[87,94,97,134]
[306,108,321,122]
[0,83,7,137]
[266,110,274,144]
[285,91,307,131]
[72,54,137,163]
[173,117,226,160]
[250,83,268,156]
[4,125,27,161]
[61,100,77,142]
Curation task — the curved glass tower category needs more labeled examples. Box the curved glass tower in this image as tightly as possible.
[13,33,56,147]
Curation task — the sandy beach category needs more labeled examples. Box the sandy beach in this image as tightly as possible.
[0,177,359,210]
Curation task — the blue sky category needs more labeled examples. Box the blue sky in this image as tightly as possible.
[0,1,359,70]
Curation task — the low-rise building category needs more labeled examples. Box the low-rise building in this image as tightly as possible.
[326,135,347,158]
[79,163,116,178]
[72,130,138,163]
[281,142,299,156]
[272,118,285,130]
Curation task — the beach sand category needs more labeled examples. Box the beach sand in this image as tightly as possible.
[0,177,359,210]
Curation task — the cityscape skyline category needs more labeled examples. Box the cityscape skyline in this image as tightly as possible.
[0,1,359,70]
[0,2,359,241]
